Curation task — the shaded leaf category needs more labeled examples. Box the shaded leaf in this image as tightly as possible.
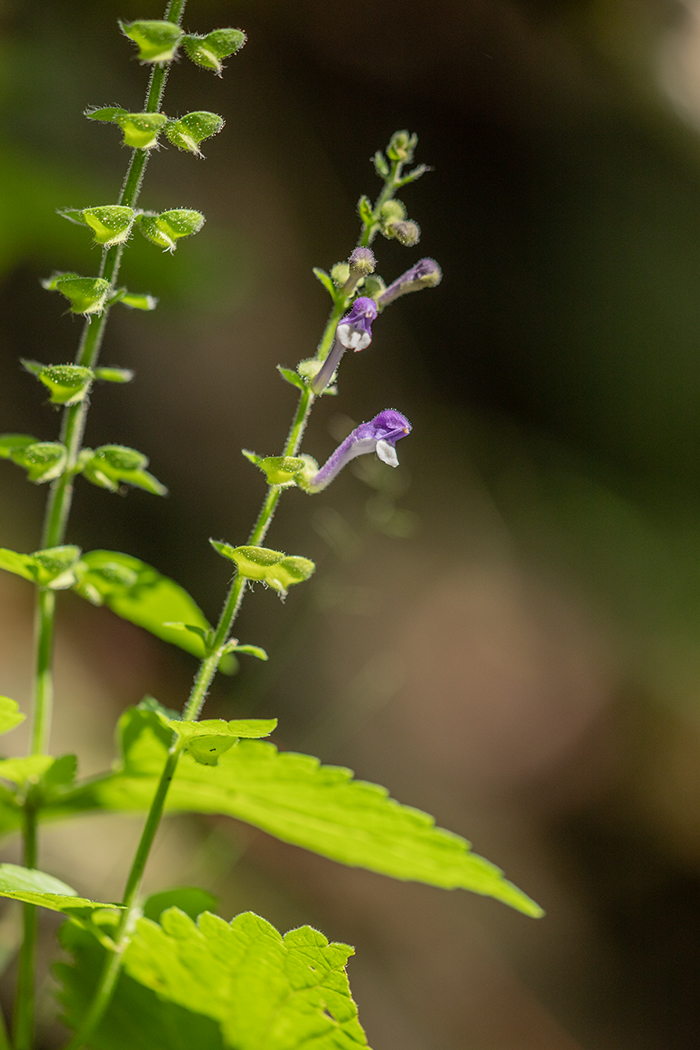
[0,864,119,916]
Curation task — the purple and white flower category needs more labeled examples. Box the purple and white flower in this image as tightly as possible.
[302,409,411,492]
[311,296,378,394]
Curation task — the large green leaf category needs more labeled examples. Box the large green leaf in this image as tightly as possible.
[0,863,119,915]
[72,551,232,669]
[57,907,368,1050]
[56,916,224,1050]
[54,709,542,916]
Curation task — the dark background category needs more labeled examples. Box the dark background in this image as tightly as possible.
[3,1,700,1047]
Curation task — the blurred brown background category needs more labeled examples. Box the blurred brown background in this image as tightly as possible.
[3,0,700,1046]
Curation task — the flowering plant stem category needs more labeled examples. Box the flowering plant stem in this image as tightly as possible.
[12,3,187,1048]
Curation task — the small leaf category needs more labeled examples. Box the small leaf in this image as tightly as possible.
[229,644,268,661]
[94,367,134,383]
[373,150,389,177]
[210,543,315,596]
[57,208,89,225]
[0,864,119,916]
[357,194,374,226]
[119,292,157,311]
[82,206,135,247]
[276,365,306,390]
[10,442,67,483]
[182,28,246,74]
[43,274,111,315]
[80,445,167,496]
[164,112,224,156]
[0,549,37,582]
[120,19,183,63]
[398,163,431,186]
[0,697,25,736]
[86,106,128,122]
[114,112,169,150]
[37,365,93,406]
[312,267,336,298]
[137,209,205,252]
[0,434,37,459]
[241,449,262,467]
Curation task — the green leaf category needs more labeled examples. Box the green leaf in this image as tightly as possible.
[58,915,224,1050]
[164,113,224,156]
[120,292,157,311]
[0,545,82,589]
[57,709,543,917]
[0,754,75,799]
[94,367,134,383]
[229,644,268,661]
[0,548,37,582]
[82,206,135,247]
[210,543,315,596]
[114,112,169,150]
[37,365,93,406]
[276,366,306,391]
[167,718,277,766]
[312,267,335,298]
[10,441,67,483]
[86,107,128,122]
[42,273,111,315]
[71,551,226,666]
[0,864,119,916]
[0,434,37,459]
[0,697,24,736]
[137,209,205,252]
[0,756,55,786]
[79,445,167,496]
[182,28,246,74]
[120,20,183,63]
[357,195,374,227]
[56,208,89,225]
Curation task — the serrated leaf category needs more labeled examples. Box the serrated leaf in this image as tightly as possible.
[0,864,119,915]
[276,366,306,391]
[0,697,24,736]
[71,551,231,669]
[55,709,543,917]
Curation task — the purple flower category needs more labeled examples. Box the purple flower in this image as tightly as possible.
[311,297,379,395]
[378,257,442,307]
[304,409,411,492]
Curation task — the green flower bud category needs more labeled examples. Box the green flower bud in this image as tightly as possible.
[82,206,135,247]
[41,273,110,315]
[386,130,417,163]
[210,542,315,597]
[164,111,224,155]
[114,112,169,150]
[10,442,67,484]
[380,199,406,224]
[330,262,350,287]
[37,365,94,406]
[80,445,167,496]
[373,150,390,177]
[137,209,205,252]
[120,20,184,63]
[183,28,246,74]
[385,219,421,246]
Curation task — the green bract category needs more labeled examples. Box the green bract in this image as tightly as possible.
[210,542,316,596]
[82,206,135,247]
[164,112,224,155]
[137,209,205,252]
[182,28,246,74]
[167,718,277,766]
[42,273,111,315]
[79,445,167,496]
[10,442,67,484]
[115,112,168,150]
[94,367,134,383]
[242,451,306,485]
[36,365,94,406]
[120,20,184,63]
[0,545,83,589]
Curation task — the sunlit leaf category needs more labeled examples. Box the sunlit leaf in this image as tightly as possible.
[0,864,119,915]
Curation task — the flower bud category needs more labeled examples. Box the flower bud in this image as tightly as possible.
[137,209,205,252]
[80,445,167,496]
[311,297,378,395]
[115,112,168,150]
[120,20,184,63]
[37,365,94,406]
[81,206,135,247]
[165,111,224,155]
[330,262,350,287]
[348,247,376,275]
[386,130,417,163]
[42,273,111,315]
[380,199,406,224]
[378,258,442,307]
[385,220,420,246]
[183,28,246,74]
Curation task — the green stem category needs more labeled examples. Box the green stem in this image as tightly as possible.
[20,4,187,1049]
[359,160,402,248]
[0,1008,11,1050]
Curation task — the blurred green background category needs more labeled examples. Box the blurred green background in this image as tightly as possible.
[4,0,700,1047]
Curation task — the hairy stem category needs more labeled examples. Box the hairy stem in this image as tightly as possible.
[19,4,187,1048]
[359,159,403,248]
